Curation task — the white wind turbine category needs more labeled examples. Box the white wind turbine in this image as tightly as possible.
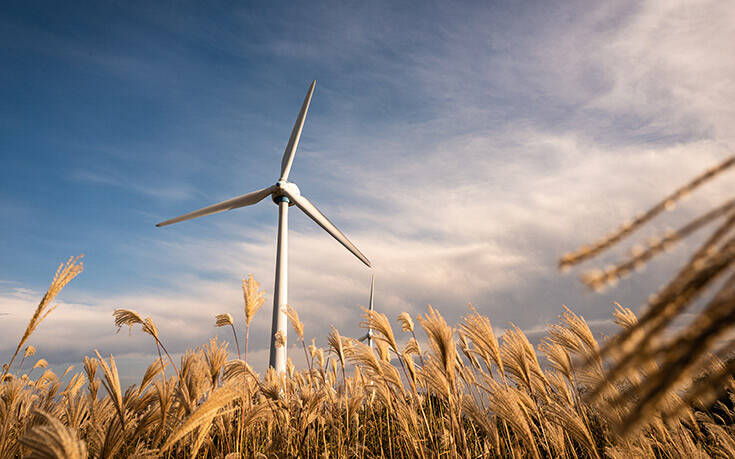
[358,275,375,348]
[156,81,371,373]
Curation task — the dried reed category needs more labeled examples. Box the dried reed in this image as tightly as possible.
[560,154,735,435]
[242,274,266,364]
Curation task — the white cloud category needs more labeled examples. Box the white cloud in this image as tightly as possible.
[588,0,735,143]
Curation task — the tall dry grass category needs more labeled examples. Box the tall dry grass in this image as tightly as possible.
[2,263,735,457]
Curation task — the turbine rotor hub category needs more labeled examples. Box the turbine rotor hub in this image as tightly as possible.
[272,180,300,205]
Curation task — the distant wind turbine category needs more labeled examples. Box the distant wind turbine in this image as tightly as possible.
[156,81,371,373]
[358,275,375,348]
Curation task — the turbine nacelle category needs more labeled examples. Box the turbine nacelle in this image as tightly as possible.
[272,180,300,205]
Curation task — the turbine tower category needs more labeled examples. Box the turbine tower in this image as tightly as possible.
[156,81,371,373]
[358,275,375,348]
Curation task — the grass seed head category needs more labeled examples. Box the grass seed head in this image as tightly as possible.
[243,274,266,327]
[286,305,304,341]
[215,313,234,328]
[23,345,36,358]
[398,312,414,333]
[274,330,286,349]
[113,308,144,333]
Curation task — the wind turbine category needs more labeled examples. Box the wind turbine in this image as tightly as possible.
[156,81,371,373]
[358,275,375,348]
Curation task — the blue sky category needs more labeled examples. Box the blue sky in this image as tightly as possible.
[2,1,733,386]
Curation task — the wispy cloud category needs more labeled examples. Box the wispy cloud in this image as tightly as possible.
[69,169,197,201]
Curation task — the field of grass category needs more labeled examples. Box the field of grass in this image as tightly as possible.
[1,255,733,458]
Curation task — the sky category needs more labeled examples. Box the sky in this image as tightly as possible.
[1,0,734,387]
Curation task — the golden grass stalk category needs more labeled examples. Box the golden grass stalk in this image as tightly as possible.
[215,313,241,359]
[361,307,399,354]
[327,326,346,378]
[113,308,179,378]
[242,274,266,327]
[1,255,83,382]
[559,154,734,269]
[161,378,243,456]
[242,274,266,364]
[28,358,48,378]
[19,409,87,459]
[285,305,304,341]
[203,336,229,387]
[544,401,599,458]
[223,359,255,382]
[460,305,503,379]
[417,305,456,392]
[501,325,548,400]
[483,381,541,459]
[18,345,36,371]
[397,312,414,333]
[94,351,126,432]
[580,198,735,291]
[287,305,315,386]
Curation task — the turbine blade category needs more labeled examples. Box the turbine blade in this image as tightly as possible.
[156,186,275,227]
[285,191,371,267]
[280,81,316,181]
[358,333,369,342]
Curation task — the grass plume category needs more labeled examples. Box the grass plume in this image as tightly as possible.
[242,274,266,364]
